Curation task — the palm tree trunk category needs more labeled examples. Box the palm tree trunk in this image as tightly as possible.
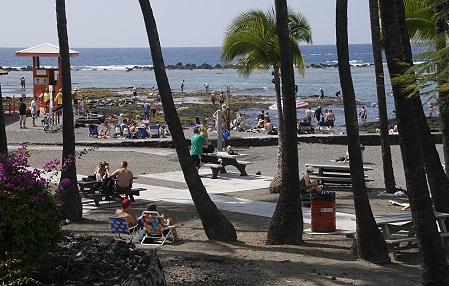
[56,0,82,220]
[269,69,283,193]
[0,85,7,155]
[434,0,449,178]
[368,0,396,194]
[336,0,389,262]
[138,0,236,241]
[267,0,303,245]
[396,0,449,214]
[379,0,449,282]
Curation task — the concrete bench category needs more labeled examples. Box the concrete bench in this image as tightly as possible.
[203,163,225,179]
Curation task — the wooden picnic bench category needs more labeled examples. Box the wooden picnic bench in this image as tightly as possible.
[78,180,145,206]
[374,212,449,261]
[202,152,252,178]
[305,163,374,185]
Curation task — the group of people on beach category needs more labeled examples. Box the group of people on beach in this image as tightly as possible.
[96,112,169,139]
[300,106,336,134]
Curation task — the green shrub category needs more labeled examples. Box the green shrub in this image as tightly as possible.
[0,149,63,269]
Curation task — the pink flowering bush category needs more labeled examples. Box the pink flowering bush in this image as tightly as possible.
[0,148,63,268]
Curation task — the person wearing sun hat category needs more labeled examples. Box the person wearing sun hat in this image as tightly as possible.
[301,166,323,193]
[115,198,142,228]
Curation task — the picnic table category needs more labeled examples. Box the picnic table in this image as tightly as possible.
[374,212,449,261]
[305,163,374,185]
[201,152,251,179]
[78,178,144,206]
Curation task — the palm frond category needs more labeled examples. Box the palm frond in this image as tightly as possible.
[221,6,312,79]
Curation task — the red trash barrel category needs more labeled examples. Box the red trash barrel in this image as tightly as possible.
[311,191,336,232]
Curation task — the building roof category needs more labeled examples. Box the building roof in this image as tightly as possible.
[15,43,79,57]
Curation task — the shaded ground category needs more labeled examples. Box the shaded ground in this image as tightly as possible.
[17,141,435,285]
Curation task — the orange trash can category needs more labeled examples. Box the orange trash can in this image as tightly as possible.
[311,191,336,232]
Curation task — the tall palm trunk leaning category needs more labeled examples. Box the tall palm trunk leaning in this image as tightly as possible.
[55,0,82,220]
[335,0,389,262]
[396,0,449,215]
[138,0,236,241]
[379,0,449,283]
[0,85,7,155]
[267,0,303,245]
[220,8,312,194]
[368,0,396,194]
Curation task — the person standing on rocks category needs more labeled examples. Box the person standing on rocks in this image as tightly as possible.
[204,83,209,94]
[210,91,216,108]
[20,77,26,90]
[305,107,313,122]
[319,88,325,100]
[360,105,367,121]
[314,106,324,123]
[181,80,185,94]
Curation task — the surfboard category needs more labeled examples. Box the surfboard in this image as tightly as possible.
[269,100,308,110]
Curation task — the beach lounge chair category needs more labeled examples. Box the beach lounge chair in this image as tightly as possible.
[108,216,137,242]
[137,127,150,138]
[149,125,160,138]
[88,124,99,137]
[140,211,176,245]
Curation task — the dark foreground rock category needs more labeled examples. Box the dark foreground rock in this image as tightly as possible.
[29,236,166,286]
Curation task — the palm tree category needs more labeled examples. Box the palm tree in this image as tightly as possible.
[0,85,7,155]
[55,0,82,220]
[138,0,236,241]
[379,0,449,282]
[368,0,396,194]
[221,8,312,194]
[336,0,389,262]
[398,0,449,216]
[404,0,449,177]
[432,0,449,178]
[266,0,303,245]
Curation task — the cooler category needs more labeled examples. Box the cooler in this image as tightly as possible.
[311,191,336,232]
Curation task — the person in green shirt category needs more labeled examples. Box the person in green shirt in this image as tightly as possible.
[190,127,207,172]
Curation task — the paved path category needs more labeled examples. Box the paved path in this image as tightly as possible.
[38,165,356,231]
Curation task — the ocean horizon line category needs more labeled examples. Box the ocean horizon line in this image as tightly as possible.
[0,43,373,50]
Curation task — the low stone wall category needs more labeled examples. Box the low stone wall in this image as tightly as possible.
[75,133,443,148]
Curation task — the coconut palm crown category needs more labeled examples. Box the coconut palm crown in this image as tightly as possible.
[220,7,312,77]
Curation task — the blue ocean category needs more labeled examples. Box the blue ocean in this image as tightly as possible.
[0,44,432,131]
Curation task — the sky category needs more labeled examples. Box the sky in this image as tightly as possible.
[1,0,371,48]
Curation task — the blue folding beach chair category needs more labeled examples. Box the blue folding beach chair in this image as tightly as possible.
[137,127,150,138]
[149,125,160,138]
[108,216,137,242]
[88,124,99,138]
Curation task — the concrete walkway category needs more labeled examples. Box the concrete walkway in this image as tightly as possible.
[79,169,356,231]
[19,144,356,232]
